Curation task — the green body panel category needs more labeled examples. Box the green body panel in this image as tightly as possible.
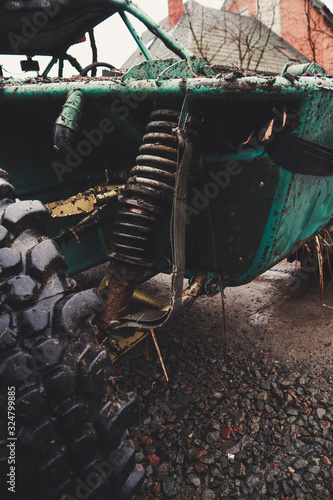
[1,70,333,280]
[47,218,107,273]
[185,155,279,280]
[122,58,215,81]
[234,169,333,285]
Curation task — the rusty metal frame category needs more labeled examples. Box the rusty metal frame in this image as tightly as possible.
[46,184,124,218]
[109,275,210,360]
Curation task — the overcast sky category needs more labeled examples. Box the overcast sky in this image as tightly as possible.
[3,0,332,77]
[1,0,225,77]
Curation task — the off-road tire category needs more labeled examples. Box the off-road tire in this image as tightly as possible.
[0,170,143,500]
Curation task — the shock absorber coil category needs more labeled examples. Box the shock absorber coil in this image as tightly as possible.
[98,107,200,324]
[110,108,200,269]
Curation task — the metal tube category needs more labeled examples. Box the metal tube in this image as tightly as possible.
[131,275,207,312]
[54,89,84,133]
[132,290,168,309]
[119,11,152,61]
[42,56,57,76]
[103,0,192,60]
[0,76,316,102]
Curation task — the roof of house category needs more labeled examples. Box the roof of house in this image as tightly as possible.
[311,0,333,23]
[122,0,308,74]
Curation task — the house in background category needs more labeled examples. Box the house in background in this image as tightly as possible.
[225,0,333,73]
[122,0,308,74]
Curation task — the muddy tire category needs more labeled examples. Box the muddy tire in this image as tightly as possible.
[0,171,143,500]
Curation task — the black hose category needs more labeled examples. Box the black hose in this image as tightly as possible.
[80,62,116,76]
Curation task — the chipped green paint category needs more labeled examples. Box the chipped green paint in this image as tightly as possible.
[54,89,84,133]
[122,57,215,81]
[1,0,333,281]
[1,67,333,278]
[233,169,333,286]
[0,74,322,102]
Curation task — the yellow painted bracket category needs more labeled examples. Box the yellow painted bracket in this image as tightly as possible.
[46,184,124,218]
[109,330,149,362]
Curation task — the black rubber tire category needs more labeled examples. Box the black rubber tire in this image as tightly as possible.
[0,170,144,500]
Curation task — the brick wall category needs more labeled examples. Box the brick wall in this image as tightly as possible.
[168,0,184,28]
[281,0,333,73]
[227,0,333,73]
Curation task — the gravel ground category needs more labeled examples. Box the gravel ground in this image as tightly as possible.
[118,329,333,499]
[76,261,333,499]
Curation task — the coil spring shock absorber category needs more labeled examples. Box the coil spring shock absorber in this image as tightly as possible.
[97,107,201,326]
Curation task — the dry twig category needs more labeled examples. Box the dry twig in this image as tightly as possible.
[150,329,169,382]
[252,295,288,315]
[218,276,227,361]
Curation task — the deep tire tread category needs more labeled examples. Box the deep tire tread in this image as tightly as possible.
[0,182,141,499]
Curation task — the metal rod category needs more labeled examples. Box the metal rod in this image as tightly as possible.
[58,58,64,78]
[64,54,82,73]
[119,11,152,61]
[0,77,313,102]
[89,30,98,76]
[42,56,57,76]
[132,290,168,309]
[132,275,207,312]
[103,0,192,60]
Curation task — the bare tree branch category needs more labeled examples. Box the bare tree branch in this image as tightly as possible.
[184,0,323,72]
[184,3,207,60]
[184,2,227,65]
[304,0,317,61]
[253,2,276,70]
